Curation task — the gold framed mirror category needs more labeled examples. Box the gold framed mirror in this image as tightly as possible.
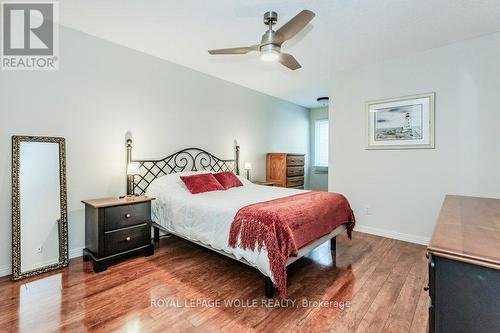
[11,136,68,280]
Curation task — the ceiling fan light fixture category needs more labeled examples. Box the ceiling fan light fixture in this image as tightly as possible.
[260,44,280,62]
[208,9,315,70]
[261,50,279,62]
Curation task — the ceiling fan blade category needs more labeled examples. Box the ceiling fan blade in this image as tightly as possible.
[208,45,259,55]
[275,10,315,45]
[279,53,301,70]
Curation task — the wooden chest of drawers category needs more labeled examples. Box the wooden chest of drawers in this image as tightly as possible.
[266,153,305,189]
[82,196,155,272]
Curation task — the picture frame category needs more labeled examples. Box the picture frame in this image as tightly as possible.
[366,93,435,150]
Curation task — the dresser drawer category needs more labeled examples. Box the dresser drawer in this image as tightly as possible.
[104,202,150,231]
[287,176,304,187]
[287,166,304,177]
[104,224,150,256]
[287,155,304,166]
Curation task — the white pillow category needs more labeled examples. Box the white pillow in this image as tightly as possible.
[147,170,250,196]
[237,175,252,186]
[148,170,208,188]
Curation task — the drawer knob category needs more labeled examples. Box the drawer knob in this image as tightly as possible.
[125,213,131,218]
[126,237,131,241]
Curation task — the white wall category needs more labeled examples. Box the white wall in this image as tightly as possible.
[330,32,500,245]
[0,27,309,276]
[309,107,328,191]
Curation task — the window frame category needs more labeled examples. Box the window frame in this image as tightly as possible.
[314,118,329,170]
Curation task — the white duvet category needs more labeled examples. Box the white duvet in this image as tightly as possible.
[145,171,305,278]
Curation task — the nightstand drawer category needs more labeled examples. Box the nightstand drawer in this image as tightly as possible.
[83,196,155,272]
[287,166,304,177]
[287,176,304,187]
[104,202,150,231]
[104,224,150,256]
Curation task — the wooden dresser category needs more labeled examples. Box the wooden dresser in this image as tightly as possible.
[427,195,500,333]
[266,153,305,189]
[82,196,155,272]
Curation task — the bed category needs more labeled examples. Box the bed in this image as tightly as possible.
[126,139,353,298]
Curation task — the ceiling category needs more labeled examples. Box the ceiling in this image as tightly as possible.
[60,0,500,108]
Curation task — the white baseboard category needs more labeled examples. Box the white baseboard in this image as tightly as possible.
[354,225,430,245]
[69,246,84,259]
[0,246,85,278]
[0,264,10,277]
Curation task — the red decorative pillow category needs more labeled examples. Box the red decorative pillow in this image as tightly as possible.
[180,173,224,194]
[213,171,243,190]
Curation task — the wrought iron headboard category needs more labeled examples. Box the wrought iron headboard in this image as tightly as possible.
[126,139,240,195]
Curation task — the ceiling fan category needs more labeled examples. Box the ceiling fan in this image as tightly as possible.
[208,10,315,70]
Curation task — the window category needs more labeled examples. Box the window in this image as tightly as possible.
[314,119,328,167]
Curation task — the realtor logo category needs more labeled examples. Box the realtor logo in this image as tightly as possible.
[1,1,59,70]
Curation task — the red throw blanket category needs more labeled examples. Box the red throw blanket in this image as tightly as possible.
[228,191,355,297]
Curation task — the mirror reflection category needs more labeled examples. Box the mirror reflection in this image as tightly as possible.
[12,136,68,280]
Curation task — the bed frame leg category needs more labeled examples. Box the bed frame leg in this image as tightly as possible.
[264,276,274,298]
[153,226,160,249]
[331,236,337,264]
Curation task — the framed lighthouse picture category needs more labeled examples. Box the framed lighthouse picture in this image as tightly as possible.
[366,93,435,149]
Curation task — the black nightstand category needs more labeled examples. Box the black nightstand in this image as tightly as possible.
[82,196,155,272]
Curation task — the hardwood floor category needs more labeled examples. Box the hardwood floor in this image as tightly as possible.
[0,231,429,333]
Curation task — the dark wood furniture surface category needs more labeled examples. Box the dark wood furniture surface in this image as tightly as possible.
[266,153,305,189]
[427,195,500,333]
[82,196,155,272]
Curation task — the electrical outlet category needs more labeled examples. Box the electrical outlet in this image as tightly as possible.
[36,246,42,254]
[364,205,372,215]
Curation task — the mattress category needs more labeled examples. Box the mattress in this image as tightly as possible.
[146,172,307,277]
[146,172,343,279]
